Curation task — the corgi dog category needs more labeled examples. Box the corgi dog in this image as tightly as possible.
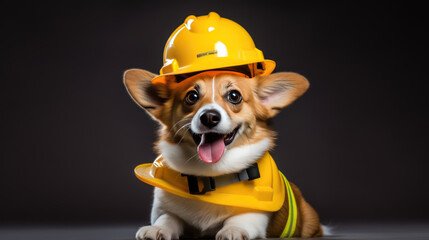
[124,68,323,239]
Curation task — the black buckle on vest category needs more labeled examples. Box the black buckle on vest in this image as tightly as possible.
[181,174,216,195]
[181,163,260,195]
[246,163,260,180]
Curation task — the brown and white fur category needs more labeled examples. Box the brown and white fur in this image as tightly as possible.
[124,69,323,239]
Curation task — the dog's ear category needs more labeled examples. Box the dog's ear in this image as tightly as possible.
[123,69,168,120]
[256,72,309,118]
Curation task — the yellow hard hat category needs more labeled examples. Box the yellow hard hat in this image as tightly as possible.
[152,12,276,84]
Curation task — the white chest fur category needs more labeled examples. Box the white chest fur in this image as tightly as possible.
[153,188,237,233]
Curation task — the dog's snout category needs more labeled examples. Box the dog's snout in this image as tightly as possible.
[200,109,221,128]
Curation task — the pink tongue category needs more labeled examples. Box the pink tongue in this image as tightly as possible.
[197,135,225,164]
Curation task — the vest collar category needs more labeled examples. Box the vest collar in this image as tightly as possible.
[181,163,261,195]
[135,151,286,212]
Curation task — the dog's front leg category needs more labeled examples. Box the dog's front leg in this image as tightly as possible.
[136,213,184,240]
[216,212,271,240]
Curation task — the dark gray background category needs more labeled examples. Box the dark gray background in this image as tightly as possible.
[1,1,428,225]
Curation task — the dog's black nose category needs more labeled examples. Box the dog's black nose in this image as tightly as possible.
[200,110,221,128]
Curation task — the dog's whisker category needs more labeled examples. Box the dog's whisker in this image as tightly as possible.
[169,118,192,133]
[173,122,191,139]
[177,126,191,144]
[184,152,199,165]
[173,117,192,128]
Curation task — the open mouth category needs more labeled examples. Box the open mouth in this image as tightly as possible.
[191,125,240,164]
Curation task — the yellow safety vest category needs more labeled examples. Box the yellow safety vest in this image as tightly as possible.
[134,152,297,237]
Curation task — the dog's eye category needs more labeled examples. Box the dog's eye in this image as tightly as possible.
[185,90,199,105]
[227,90,242,104]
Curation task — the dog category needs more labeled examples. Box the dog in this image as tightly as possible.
[124,68,323,239]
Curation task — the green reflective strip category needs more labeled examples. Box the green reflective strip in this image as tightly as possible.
[279,172,297,238]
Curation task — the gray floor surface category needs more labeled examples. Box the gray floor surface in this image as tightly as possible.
[1,222,429,240]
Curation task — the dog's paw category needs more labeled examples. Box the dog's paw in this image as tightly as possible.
[216,226,249,240]
[136,225,177,240]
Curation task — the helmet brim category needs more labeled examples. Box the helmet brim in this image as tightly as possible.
[152,59,276,84]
